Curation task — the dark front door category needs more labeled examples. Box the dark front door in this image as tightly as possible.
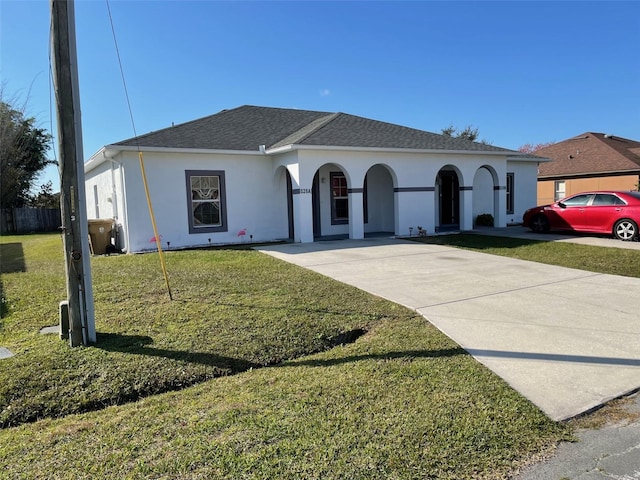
[286,170,294,240]
[439,171,459,227]
[312,172,321,238]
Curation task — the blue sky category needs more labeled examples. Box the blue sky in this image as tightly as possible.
[2,0,639,191]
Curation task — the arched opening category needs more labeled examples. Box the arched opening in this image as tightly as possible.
[312,163,350,240]
[436,167,461,231]
[364,164,396,236]
[274,165,296,241]
[472,166,498,227]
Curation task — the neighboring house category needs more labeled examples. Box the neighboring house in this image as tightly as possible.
[84,105,543,253]
[536,132,640,205]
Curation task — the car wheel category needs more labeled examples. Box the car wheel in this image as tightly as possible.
[613,219,638,241]
[530,214,549,233]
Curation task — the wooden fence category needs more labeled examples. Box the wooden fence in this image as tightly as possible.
[1,208,62,234]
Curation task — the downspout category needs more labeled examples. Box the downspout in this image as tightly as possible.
[103,148,129,252]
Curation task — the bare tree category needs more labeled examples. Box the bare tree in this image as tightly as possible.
[517,142,555,154]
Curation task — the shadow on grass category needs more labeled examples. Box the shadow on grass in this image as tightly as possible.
[0,280,6,321]
[0,242,26,273]
[97,332,466,373]
[96,332,261,372]
[0,243,25,320]
[3,330,464,428]
[96,328,371,372]
[287,347,467,368]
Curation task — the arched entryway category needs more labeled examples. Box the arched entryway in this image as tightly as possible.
[275,165,296,241]
[364,164,395,236]
[312,163,350,240]
[436,167,461,231]
[472,166,499,227]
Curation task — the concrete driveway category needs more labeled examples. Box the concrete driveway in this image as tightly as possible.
[259,236,640,421]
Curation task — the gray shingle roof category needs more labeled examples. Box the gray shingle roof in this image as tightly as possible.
[114,105,516,153]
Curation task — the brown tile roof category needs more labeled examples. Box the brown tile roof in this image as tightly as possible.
[536,132,640,179]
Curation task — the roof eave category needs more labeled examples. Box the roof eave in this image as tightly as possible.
[84,146,110,173]
[85,144,266,173]
[110,145,264,156]
[267,143,530,158]
[508,155,551,163]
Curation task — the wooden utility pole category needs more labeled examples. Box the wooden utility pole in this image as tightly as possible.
[51,0,96,346]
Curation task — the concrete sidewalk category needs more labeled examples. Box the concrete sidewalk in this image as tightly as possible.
[259,236,640,421]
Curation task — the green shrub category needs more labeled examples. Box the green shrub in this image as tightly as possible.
[475,213,494,227]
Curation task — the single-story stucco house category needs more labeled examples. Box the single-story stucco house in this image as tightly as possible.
[84,105,544,253]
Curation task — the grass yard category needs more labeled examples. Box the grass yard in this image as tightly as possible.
[0,234,404,427]
[0,233,581,478]
[414,233,640,279]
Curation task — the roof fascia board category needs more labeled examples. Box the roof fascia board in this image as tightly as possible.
[507,155,551,163]
[107,145,264,156]
[267,143,526,158]
[85,146,108,173]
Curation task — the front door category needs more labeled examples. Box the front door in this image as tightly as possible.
[286,170,294,240]
[439,171,459,227]
[312,172,321,238]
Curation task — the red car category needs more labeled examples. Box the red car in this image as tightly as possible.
[523,190,640,241]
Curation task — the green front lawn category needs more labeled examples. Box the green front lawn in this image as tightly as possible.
[0,233,577,478]
[0,234,403,427]
[415,233,640,278]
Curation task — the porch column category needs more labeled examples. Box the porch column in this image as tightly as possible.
[460,186,474,231]
[292,188,314,243]
[494,185,507,227]
[348,189,364,240]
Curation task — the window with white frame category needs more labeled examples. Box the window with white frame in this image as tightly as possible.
[330,172,348,224]
[185,170,228,234]
[554,180,566,202]
[506,173,514,215]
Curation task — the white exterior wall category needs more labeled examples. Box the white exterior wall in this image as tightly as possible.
[89,151,290,252]
[85,156,128,249]
[86,146,540,252]
[278,149,537,241]
[86,160,114,220]
[507,160,539,225]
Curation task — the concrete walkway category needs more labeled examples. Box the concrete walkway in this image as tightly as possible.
[259,235,640,421]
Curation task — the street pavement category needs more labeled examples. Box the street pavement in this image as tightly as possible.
[514,390,640,479]
[258,229,640,478]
